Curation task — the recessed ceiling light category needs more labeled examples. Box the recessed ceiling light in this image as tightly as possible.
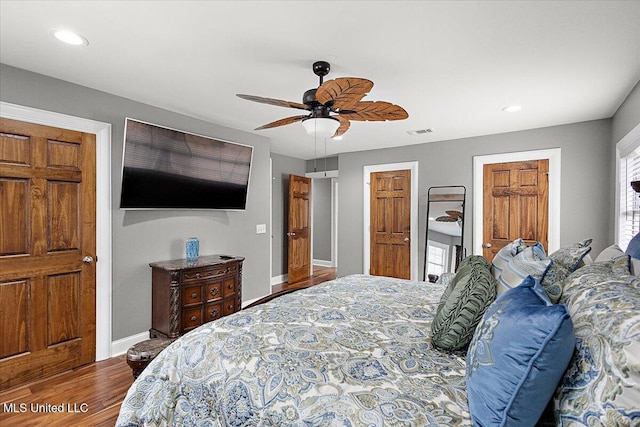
[52,29,89,46]
[502,105,522,112]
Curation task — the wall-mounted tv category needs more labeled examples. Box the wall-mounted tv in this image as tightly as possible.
[120,118,253,210]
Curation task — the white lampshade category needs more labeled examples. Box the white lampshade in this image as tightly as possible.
[301,117,340,138]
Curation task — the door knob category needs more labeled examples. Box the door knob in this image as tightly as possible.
[404,237,410,242]
[482,243,492,248]
[287,232,296,236]
[82,256,94,264]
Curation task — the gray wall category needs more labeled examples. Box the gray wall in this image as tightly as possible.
[313,178,332,262]
[612,80,640,144]
[270,152,306,278]
[1,64,272,340]
[337,119,614,277]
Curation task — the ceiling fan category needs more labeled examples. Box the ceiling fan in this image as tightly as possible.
[237,61,408,139]
[436,210,463,223]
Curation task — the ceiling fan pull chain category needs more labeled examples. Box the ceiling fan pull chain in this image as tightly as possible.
[314,121,318,172]
[324,137,327,176]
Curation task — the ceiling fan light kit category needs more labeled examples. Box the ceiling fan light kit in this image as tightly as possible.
[237,61,408,139]
[301,117,340,138]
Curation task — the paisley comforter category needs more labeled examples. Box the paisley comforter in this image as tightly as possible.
[116,274,470,426]
[555,260,640,426]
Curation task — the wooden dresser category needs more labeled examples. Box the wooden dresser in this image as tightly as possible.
[149,255,244,339]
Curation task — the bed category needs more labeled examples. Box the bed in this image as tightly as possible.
[116,274,470,426]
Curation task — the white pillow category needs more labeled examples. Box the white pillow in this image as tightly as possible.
[594,244,640,276]
[594,244,624,262]
[497,243,552,296]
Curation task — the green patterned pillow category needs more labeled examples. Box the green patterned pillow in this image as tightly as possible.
[431,256,497,351]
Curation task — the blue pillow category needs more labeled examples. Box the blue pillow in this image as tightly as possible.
[466,276,575,426]
[625,232,640,259]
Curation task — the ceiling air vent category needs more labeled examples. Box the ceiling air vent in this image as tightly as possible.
[407,128,434,135]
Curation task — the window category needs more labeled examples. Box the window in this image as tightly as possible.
[427,240,449,276]
[618,133,640,250]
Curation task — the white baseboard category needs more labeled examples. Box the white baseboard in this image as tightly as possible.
[271,274,288,286]
[313,259,333,267]
[111,331,150,357]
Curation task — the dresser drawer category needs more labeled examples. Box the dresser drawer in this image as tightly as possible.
[206,302,223,321]
[206,282,222,302]
[223,277,236,297]
[182,264,237,283]
[182,307,202,331]
[182,285,202,306]
[223,299,236,315]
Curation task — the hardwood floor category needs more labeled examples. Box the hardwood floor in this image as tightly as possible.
[272,265,336,293]
[0,355,132,427]
[0,267,336,426]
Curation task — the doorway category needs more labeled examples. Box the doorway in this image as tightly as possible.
[311,176,338,269]
[363,162,419,280]
[0,102,112,362]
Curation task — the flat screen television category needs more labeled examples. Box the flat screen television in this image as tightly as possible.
[120,118,253,210]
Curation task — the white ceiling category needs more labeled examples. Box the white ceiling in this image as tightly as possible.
[1,1,639,160]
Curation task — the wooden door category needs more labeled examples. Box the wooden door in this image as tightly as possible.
[482,159,549,260]
[287,174,311,283]
[0,118,97,390]
[370,169,411,279]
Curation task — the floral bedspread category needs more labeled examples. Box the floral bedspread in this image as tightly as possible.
[555,260,640,426]
[116,274,470,426]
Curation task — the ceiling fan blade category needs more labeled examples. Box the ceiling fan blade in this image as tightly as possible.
[255,115,309,130]
[315,78,374,110]
[435,215,457,222]
[446,210,463,219]
[237,94,310,111]
[332,116,351,138]
[340,101,409,121]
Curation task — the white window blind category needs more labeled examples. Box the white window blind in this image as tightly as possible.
[619,148,640,250]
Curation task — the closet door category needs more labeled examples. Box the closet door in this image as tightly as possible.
[0,118,97,390]
[482,159,549,260]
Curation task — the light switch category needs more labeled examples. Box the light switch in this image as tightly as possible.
[256,224,267,234]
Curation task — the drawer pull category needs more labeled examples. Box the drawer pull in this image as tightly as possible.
[190,316,197,321]
[210,288,218,295]
[227,284,233,289]
[210,309,219,318]
[195,273,201,278]
[191,292,197,298]
[228,304,233,310]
